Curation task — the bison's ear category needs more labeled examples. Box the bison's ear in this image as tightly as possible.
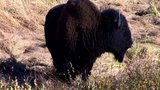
[114,11,121,28]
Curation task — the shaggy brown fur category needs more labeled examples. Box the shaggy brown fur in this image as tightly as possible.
[56,0,101,52]
[48,0,101,81]
[44,0,132,82]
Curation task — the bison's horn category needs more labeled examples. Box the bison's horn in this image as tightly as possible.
[118,10,121,27]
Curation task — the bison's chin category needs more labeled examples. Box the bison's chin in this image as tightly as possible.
[114,52,125,63]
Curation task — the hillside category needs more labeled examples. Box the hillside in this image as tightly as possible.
[0,0,160,89]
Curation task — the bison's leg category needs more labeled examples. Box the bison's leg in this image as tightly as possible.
[65,52,81,81]
[81,56,96,81]
[46,48,67,82]
[51,52,66,80]
[54,51,77,82]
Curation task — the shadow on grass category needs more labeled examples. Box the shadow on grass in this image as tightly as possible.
[0,57,52,87]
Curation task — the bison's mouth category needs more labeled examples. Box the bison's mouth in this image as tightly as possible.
[114,52,125,63]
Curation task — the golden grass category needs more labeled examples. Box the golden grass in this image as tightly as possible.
[0,0,62,34]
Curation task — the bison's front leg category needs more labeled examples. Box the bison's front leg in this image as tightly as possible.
[81,56,96,81]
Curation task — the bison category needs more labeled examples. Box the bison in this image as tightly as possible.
[44,0,132,82]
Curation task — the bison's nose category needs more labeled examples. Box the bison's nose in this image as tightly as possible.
[114,52,125,63]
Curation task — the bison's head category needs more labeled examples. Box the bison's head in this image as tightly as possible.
[98,9,132,62]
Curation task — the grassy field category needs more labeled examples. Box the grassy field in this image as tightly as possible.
[0,0,160,89]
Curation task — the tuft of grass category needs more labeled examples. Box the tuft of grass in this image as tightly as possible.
[87,59,160,90]
[126,42,142,59]
[150,3,160,17]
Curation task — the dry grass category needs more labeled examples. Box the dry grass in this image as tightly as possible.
[0,0,160,90]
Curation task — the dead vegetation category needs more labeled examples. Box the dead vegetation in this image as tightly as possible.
[0,0,160,89]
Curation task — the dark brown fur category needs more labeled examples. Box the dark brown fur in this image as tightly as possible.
[44,0,132,82]
[46,0,101,81]
[56,0,101,52]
